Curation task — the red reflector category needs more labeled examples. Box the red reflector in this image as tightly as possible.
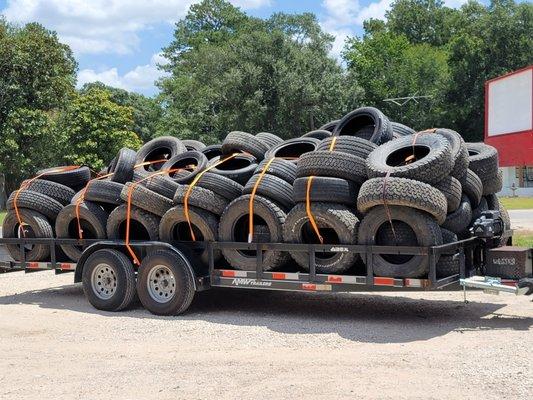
[327,275,342,283]
[302,283,316,290]
[501,280,517,287]
[272,273,286,280]
[60,263,72,270]
[221,270,236,277]
[28,262,39,269]
[374,277,394,286]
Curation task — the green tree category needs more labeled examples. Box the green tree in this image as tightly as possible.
[158,0,350,142]
[58,88,142,171]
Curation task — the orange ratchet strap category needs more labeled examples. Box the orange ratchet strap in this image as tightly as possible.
[184,153,238,241]
[13,166,80,237]
[247,157,276,243]
[305,176,323,244]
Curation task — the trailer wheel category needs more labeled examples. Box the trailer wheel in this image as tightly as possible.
[82,249,136,312]
[136,250,195,316]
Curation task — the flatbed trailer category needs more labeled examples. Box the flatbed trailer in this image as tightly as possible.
[0,235,531,315]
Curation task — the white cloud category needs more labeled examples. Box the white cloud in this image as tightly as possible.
[77,53,168,93]
[355,0,393,24]
[2,0,271,55]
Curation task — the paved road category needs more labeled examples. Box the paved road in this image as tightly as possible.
[509,209,533,231]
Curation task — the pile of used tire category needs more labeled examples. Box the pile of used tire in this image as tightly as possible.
[2,106,509,280]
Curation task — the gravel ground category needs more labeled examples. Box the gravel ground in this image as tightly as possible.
[0,270,531,400]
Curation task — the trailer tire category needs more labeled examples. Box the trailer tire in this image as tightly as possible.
[7,190,63,221]
[120,182,173,217]
[436,229,461,278]
[55,202,109,261]
[195,172,244,201]
[37,166,91,190]
[435,176,462,213]
[317,136,377,159]
[441,195,472,234]
[357,177,447,224]
[256,132,284,148]
[301,129,332,140]
[333,107,393,145]
[222,131,269,161]
[84,180,124,206]
[2,209,54,261]
[293,177,359,206]
[296,151,367,184]
[358,206,443,278]
[255,158,297,184]
[136,250,195,316]
[82,249,136,312]
[20,179,75,206]
[106,204,160,241]
[173,185,229,215]
[283,202,359,273]
[462,169,483,207]
[219,195,288,271]
[243,174,294,210]
[485,194,511,246]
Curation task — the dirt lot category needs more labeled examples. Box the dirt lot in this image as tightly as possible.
[0,271,531,400]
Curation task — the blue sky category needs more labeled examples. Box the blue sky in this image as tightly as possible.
[0,0,472,96]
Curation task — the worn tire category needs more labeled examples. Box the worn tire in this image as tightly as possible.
[159,205,221,266]
[7,190,63,221]
[38,166,91,190]
[264,137,320,162]
[120,182,173,217]
[173,185,228,215]
[318,119,339,132]
[160,150,208,184]
[219,195,288,271]
[283,203,359,273]
[462,169,483,207]
[106,204,160,241]
[2,209,53,261]
[366,134,453,184]
[358,206,443,278]
[435,176,462,213]
[391,122,416,136]
[201,144,223,160]
[293,177,358,206]
[436,129,469,183]
[255,158,297,184]
[195,172,243,201]
[296,151,367,184]
[441,195,472,234]
[482,169,503,195]
[357,177,447,224]
[471,196,488,224]
[135,136,187,172]
[317,136,377,159]
[183,139,206,151]
[55,201,109,261]
[302,129,332,140]
[109,148,136,184]
[135,173,179,199]
[208,154,258,185]
[256,132,284,148]
[222,131,269,161]
[467,142,499,178]
[243,173,295,210]
[436,229,461,278]
[20,179,75,206]
[333,107,393,145]
[84,180,124,206]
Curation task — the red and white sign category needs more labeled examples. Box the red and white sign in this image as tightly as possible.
[484,65,533,167]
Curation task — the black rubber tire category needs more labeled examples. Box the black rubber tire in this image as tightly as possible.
[366,133,453,184]
[173,185,229,215]
[222,131,269,160]
[208,154,258,185]
[38,166,91,190]
[159,205,221,266]
[296,151,367,184]
[84,180,124,206]
[485,194,511,246]
[462,169,483,208]
[109,148,136,184]
[134,172,179,199]
[255,158,297,184]
[219,195,288,271]
[2,209,53,261]
[436,129,469,183]
[318,119,339,132]
[160,150,208,184]
[135,136,187,172]
[317,136,377,159]
[82,249,136,312]
[283,203,359,273]
[194,172,243,201]
[106,204,160,241]
[243,173,294,210]
[471,196,488,224]
[201,144,223,160]
[391,122,416,136]
[264,137,320,162]
[482,169,503,195]
[301,130,332,140]
[182,139,206,151]
[357,177,447,224]
[333,107,393,145]
[358,206,443,278]
[467,142,499,178]
[21,179,75,206]
[120,182,173,217]
[293,177,359,206]
[434,176,462,213]
[441,195,472,234]
[255,132,284,148]
[437,229,461,278]
[7,190,63,221]
[55,202,108,261]
[136,250,195,316]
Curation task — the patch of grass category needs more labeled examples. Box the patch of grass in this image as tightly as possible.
[513,231,533,248]
[499,196,533,210]
[0,211,6,225]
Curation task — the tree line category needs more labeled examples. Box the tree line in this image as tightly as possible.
[0,0,531,193]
